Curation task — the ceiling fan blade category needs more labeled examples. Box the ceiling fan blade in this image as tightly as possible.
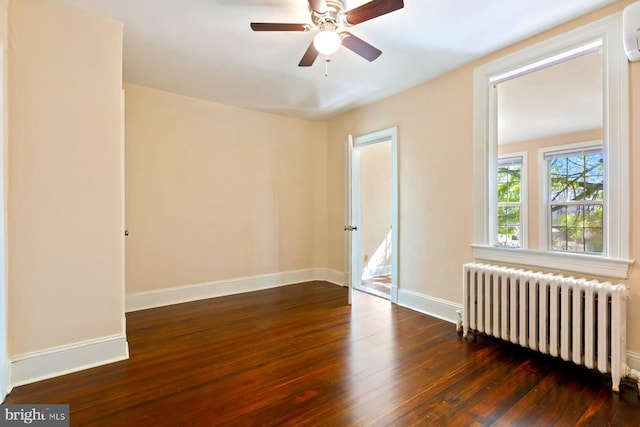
[298,41,319,67]
[250,23,308,31]
[308,0,327,13]
[344,0,404,25]
[341,32,382,62]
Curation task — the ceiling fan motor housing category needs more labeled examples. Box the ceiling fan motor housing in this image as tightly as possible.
[312,0,347,28]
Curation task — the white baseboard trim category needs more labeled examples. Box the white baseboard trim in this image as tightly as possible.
[126,268,346,312]
[0,357,10,403]
[627,350,640,372]
[397,289,462,324]
[10,334,129,388]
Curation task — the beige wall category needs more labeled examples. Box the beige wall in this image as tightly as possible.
[329,65,474,301]
[360,141,392,274]
[0,0,7,397]
[499,128,603,249]
[628,27,640,355]
[8,0,125,355]
[328,0,640,352]
[124,84,327,294]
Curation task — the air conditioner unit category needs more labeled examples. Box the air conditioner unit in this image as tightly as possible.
[623,2,640,62]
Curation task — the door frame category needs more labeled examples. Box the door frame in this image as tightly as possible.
[346,127,398,303]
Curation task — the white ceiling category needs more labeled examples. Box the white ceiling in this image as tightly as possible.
[50,0,620,120]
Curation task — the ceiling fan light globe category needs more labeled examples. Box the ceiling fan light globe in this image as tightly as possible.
[313,31,341,56]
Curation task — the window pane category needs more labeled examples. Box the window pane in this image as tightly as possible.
[567,155,584,177]
[507,226,521,246]
[498,226,507,241]
[507,206,520,225]
[584,153,604,201]
[550,157,567,174]
[585,227,604,253]
[497,205,521,247]
[549,158,567,201]
[497,164,521,203]
[566,205,584,228]
[567,227,584,252]
[549,152,603,203]
[498,206,508,227]
[584,205,603,227]
[497,168,508,203]
[551,227,568,251]
[497,168,508,182]
[508,166,521,202]
[584,205,603,253]
[551,206,567,227]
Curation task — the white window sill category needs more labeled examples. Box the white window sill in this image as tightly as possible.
[470,245,634,280]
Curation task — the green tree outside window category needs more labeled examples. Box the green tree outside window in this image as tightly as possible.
[548,150,603,254]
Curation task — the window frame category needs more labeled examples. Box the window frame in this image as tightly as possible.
[539,140,604,254]
[471,14,632,279]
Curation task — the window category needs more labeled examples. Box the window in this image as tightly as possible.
[497,156,523,247]
[471,14,632,278]
[544,146,603,254]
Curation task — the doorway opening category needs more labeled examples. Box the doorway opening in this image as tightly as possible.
[347,127,398,303]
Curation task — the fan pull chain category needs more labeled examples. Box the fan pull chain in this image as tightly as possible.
[325,57,331,77]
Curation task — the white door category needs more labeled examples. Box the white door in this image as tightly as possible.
[347,127,398,303]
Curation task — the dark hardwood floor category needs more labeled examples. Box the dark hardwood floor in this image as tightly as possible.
[5,281,640,426]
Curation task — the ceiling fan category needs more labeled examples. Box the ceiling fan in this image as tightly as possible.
[250,0,404,67]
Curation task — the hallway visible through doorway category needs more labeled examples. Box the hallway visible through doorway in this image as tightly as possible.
[359,274,391,298]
